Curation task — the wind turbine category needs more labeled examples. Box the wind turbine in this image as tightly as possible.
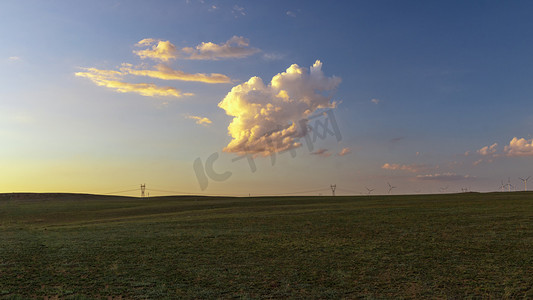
[387,182,396,194]
[519,176,530,191]
[499,180,506,192]
[507,177,514,192]
[365,186,374,195]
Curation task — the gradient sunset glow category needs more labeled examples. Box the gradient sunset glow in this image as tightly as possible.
[1,1,532,196]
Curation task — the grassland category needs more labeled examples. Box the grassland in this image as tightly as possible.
[0,192,531,299]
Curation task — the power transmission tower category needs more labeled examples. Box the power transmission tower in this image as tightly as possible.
[330,184,336,196]
[141,184,146,198]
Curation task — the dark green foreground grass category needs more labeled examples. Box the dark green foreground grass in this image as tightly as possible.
[0,192,531,299]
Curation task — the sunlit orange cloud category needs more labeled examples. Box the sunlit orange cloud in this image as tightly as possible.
[183,36,260,60]
[477,143,498,156]
[186,115,212,126]
[337,147,351,156]
[505,137,533,157]
[133,36,258,62]
[121,64,231,83]
[134,40,177,62]
[75,68,188,98]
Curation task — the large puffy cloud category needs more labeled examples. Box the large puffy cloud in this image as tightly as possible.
[218,60,341,156]
[121,64,231,84]
[505,137,533,157]
[75,67,187,98]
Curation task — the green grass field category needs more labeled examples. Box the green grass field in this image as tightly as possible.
[0,192,531,299]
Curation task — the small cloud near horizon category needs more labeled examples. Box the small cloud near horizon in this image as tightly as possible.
[416,173,474,181]
[505,137,533,157]
[311,148,331,158]
[337,147,351,156]
[382,163,427,173]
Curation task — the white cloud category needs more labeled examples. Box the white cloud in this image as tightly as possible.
[477,143,498,156]
[371,98,380,104]
[337,147,351,156]
[286,11,296,17]
[505,137,533,157]
[218,60,341,156]
[8,56,21,62]
[232,5,246,17]
[262,52,285,61]
[186,115,212,126]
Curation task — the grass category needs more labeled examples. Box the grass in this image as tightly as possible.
[0,192,531,299]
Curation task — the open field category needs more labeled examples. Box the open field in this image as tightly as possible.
[0,192,531,299]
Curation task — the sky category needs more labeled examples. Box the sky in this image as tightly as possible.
[1,0,533,197]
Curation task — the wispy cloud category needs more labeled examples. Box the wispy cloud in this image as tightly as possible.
[337,147,351,156]
[79,37,257,98]
[182,36,259,60]
[120,64,231,83]
[371,98,380,104]
[311,148,331,157]
[186,115,212,126]
[232,5,246,17]
[218,60,341,156]
[505,137,533,157]
[416,173,474,181]
[75,67,186,98]
[382,163,426,173]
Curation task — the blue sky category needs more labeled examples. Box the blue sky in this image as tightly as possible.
[1,1,532,196]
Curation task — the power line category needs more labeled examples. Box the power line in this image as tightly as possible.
[250,188,330,197]
[101,188,139,195]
